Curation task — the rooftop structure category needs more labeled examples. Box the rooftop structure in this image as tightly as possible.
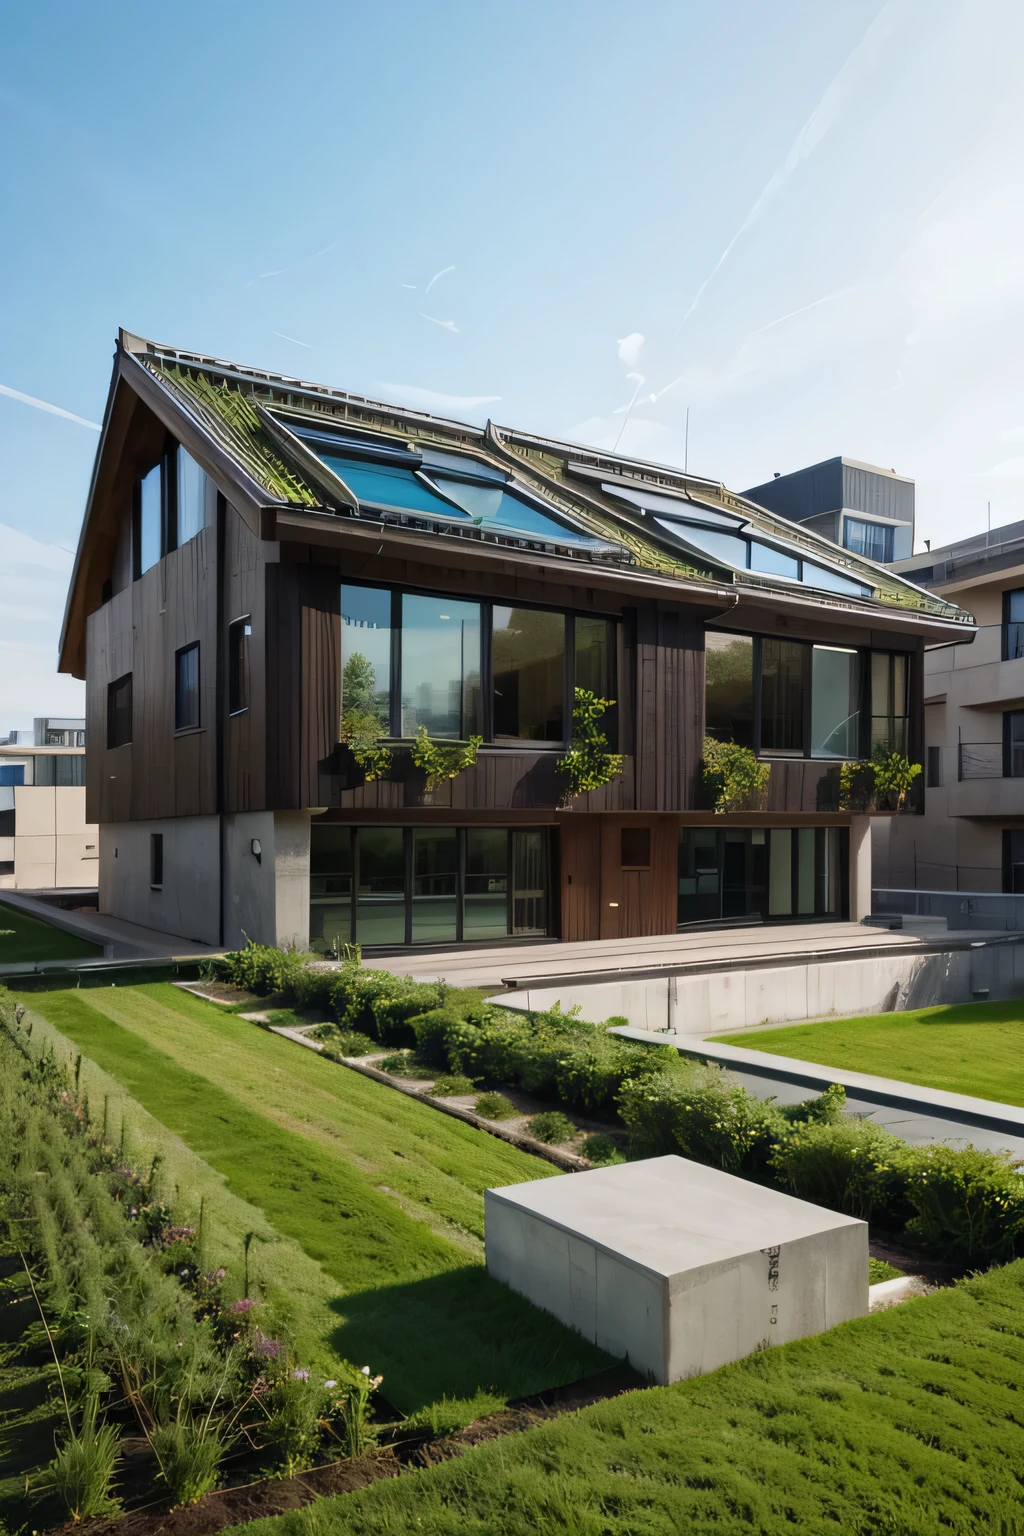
[744,456,915,566]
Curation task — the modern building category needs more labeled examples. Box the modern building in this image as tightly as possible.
[876,519,1024,892]
[0,741,97,890]
[57,331,971,952]
[2,717,86,747]
[744,458,915,566]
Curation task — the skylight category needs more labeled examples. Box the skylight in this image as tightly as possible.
[652,517,873,599]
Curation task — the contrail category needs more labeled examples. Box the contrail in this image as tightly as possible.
[424,265,455,295]
[747,293,835,337]
[0,383,100,430]
[679,0,902,327]
[273,331,313,348]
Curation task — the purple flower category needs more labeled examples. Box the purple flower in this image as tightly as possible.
[252,1328,285,1361]
[291,1368,310,1381]
[230,1298,253,1314]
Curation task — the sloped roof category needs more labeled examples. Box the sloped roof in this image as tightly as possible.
[59,331,973,676]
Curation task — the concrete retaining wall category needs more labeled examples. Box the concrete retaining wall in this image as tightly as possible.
[497,941,1024,1034]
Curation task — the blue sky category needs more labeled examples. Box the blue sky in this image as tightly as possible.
[2,0,1022,727]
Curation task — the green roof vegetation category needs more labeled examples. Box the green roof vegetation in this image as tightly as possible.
[0,900,101,963]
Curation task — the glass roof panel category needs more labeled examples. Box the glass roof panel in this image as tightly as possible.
[604,484,745,529]
[750,540,800,579]
[654,517,747,568]
[430,477,610,545]
[419,448,507,482]
[803,561,873,598]
[319,454,471,519]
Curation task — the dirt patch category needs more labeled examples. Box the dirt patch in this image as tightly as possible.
[869,1233,965,1287]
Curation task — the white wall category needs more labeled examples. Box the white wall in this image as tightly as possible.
[8,786,98,890]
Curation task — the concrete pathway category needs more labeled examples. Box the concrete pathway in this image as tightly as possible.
[371,921,974,992]
[0,889,220,967]
[610,1025,1024,1159]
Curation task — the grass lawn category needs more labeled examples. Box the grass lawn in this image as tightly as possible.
[237,1260,1024,1536]
[0,899,100,963]
[710,998,1024,1107]
[16,983,611,1412]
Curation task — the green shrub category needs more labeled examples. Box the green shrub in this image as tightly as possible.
[220,942,307,997]
[430,1074,475,1096]
[264,1372,327,1477]
[378,1050,435,1080]
[47,1416,122,1522]
[779,1081,848,1126]
[902,1144,1024,1263]
[151,1418,226,1504]
[581,1133,624,1166]
[410,1007,468,1066]
[528,1111,577,1145]
[308,1024,376,1056]
[475,1092,518,1121]
[869,1257,902,1283]
[770,1118,910,1223]
[619,1065,785,1176]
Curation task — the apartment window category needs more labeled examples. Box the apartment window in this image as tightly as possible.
[134,460,164,578]
[401,593,482,739]
[175,643,200,731]
[871,653,909,753]
[1004,590,1024,661]
[1005,712,1024,778]
[493,606,565,742]
[705,633,754,750]
[926,746,941,787]
[811,646,861,759]
[176,446,211,546]
[621,827,651,869]
[228,616,252,714]
[0,766,24,786]
[33,755,85,787]
[1004,830,1024,894]
[107,673,133,748]
[0,862,13,876]
[0,810,14,837]
[150,832,164,889]
[844,517,894,563]
[760,639,809,754]
[342,584,392,730]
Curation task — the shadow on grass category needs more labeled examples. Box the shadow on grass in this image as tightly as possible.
[329,1266,616,1416]
[911,1001,1024,1027]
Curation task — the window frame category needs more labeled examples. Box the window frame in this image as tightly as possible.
[340,580,618,751]
[706,628,911,763]
[228,615,252,716]
[107,673,133,749]
[174,643,201,733]
[150,832,164,890]
[1003,590,1024,661]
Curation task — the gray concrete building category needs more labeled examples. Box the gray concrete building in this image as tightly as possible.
[745,457,915,565]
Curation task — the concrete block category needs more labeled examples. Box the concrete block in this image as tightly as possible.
[486,1156,867,1385]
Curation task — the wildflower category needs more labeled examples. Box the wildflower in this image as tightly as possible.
[292,1368,310,1381]
[230,1297,253,1314]
[361,1365,370,1375]
[325,1380,337,1389]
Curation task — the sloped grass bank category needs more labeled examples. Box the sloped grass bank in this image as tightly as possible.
[235,1260,1024,1536]
[0,898,100,963]
[715,999,1024,1107]
[16,985,610,1411]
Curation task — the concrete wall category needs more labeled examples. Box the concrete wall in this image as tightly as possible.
[1,786,99,892]
[101,811,312,949]
[496,941,1024,1035]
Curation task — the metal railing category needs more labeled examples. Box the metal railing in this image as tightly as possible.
[873,888,1024,932]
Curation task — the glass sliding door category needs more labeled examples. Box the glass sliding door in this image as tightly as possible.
[355,828,406,945]
[464,829,508,940]
[680,826,845,928]
[411,829,458,944]
[309,827,353,955]
[811,646,860,758]
[401,594,481,738]
[512,830,549,934]
[768,829,792,916]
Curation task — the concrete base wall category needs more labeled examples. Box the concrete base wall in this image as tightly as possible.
[498,942,1024,1035]
[100,813,313,950]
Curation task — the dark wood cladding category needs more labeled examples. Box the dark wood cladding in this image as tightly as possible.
[560,814,678,943]
[633,603,704,811]
[85,526,217,824]
[224,506,267,813]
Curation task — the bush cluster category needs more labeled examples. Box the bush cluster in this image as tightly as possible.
[215,946,1024,1263]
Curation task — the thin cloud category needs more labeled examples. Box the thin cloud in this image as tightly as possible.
[679,0,903,326]
[400,283,418,289]
[419,313,459,333]
[617,333,645,369]
[747,294,835,337]
[273,330,313,349]
[424,265,455,295]
[0,383,100,430]
[376,382,501,413]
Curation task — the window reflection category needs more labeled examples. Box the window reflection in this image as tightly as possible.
[760,639,808,753]
[342,585,392,731]
[493,606,565,742]
[705,633,753,750]
[401,595,481,738]
[137,462,162,576]
[811,646,860,758]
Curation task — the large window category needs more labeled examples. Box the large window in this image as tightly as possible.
[135,461,164,578]
[1004,590,1024,661]
[708,630,906,762]
[401,594,482,738]
[228,616,251,715]
[175,643,200,731]
[493,606,565,742]
[107,673,133,749]
[679,826,843,926]
[705,633,754,750]
[844,517,894,563]
[134,441,216,578]
[339,582,616,748]
[1005,712,1024,778]
[871,652,909,753]
[33,755,86,786]
[309,825,551,951]
[0,766,24,786]
[176,446,213,546]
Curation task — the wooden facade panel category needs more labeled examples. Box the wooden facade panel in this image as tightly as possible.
[265,562,302,809]
[597,815,679,940]
[559,817,602,942]
[300,566,342,807]
[225,507,267,813]
[634,604,703,812]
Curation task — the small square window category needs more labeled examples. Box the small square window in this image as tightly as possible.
[175,643,200,731]
[150,832,164,888]
[0,861,13,876]
[621,827,651,869]
[228,616,252,714]
[107,674,133,749]
[0,810,14,837]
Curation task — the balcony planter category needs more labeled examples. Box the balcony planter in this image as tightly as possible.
[700,738,770,813]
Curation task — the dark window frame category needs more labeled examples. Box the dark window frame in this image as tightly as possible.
[107,673,133,749]
[340,579,618,751]
[1003,590,1024,661]
[228,615,252,716]
[174,643,201,733]
[926,745,941,787]
[150,832,164,889]
[706,628,911,763]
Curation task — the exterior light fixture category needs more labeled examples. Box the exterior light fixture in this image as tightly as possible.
[251,838,262,864]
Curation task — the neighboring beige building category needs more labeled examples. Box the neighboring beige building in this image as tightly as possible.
[876,520,1024,892]
[0,745,98,891]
